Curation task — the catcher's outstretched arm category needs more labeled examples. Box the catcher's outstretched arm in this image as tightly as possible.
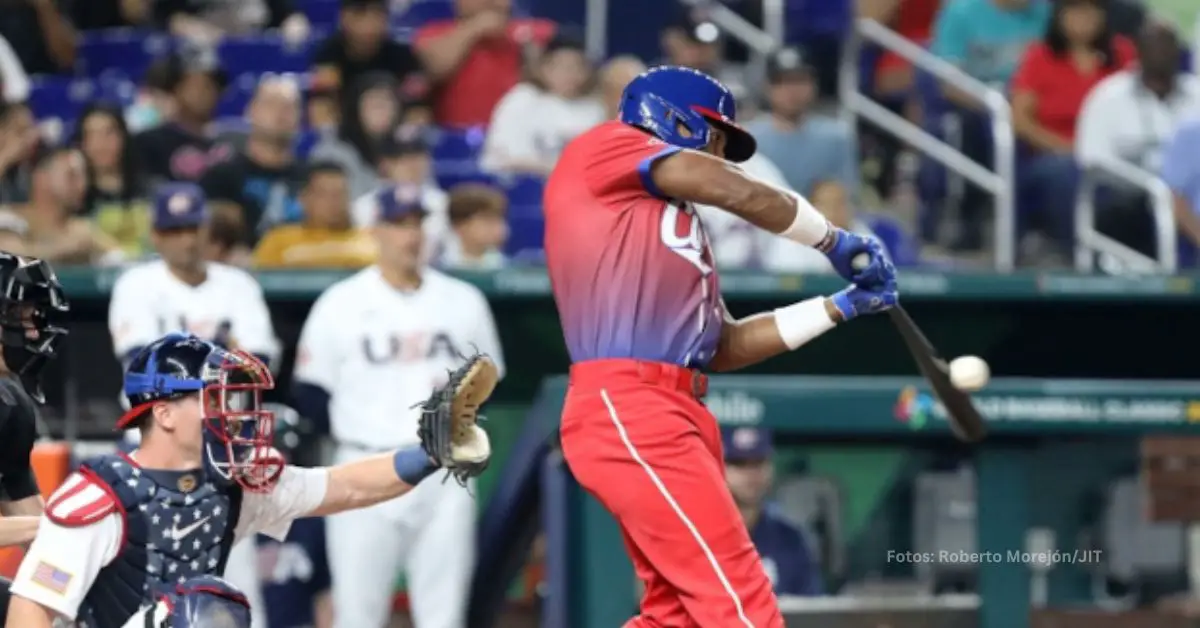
[307,448,433,517]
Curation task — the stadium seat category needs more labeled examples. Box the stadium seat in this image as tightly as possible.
[303,0,340,31]
[394,0,456,30]
[79,30,173,79]
[219,36,315,76]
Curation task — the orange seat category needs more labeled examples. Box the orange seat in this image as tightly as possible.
[0,442,72,578]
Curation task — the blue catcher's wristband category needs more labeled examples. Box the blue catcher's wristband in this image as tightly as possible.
[393,447,436,485]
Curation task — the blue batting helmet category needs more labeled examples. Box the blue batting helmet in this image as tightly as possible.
[618,66,757,162]
[118,333,283,492]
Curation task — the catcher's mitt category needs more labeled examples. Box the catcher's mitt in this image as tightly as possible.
[416,353,498,484]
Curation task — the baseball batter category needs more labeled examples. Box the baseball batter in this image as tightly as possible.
[105,181,280,627]
[543,66,898,627]
[292,184,505,628]
[5,332,493,628]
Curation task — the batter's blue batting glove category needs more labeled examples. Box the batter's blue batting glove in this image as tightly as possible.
[820,228,894,289]
[830,280,899,321]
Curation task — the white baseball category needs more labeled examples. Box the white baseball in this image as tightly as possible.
[948,356,990,392]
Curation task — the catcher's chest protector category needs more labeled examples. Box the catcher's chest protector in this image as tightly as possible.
[76,454,243,628]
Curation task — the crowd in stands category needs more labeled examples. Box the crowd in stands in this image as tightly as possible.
[0,0,1196,271]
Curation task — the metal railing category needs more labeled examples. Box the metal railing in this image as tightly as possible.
[838,19,1017,272]
[1074,160,1177,273]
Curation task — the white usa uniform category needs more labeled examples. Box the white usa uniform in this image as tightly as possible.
[106,259,280,628]
[294,266,505,628]
[8,465,328,627]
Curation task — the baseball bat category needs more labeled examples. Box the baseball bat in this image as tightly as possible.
[849,254,987,442]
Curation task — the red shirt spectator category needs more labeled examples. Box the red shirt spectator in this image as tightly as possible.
[1011,36,1135,143]
[872,0,941,94]
[414,0,555,128]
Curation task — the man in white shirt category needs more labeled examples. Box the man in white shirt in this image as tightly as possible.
[108,182,279,367]
[292,185,505,628]
[5,333,492,628]
[107,182,280,626]
[1076,22,1200,173]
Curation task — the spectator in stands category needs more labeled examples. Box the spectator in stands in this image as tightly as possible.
[351,125,449,247]
[660,11,744,96]
[311,71,402,200]
[598,55,645,120]
[1077,20,1200,173]
[761,179,888,272]
[0,145,121,265]
[481,34,604,176]
[72,0,150,29]
[254,161,375,268]
[311,0,428,117]
[930,0,1050,251]
[305,73,341,133]
[0,100,40,204]
[75,103,150,259]
[440,182,507,269]
[155,0,310,45]
[0,34,29,104]
[0,0,76,75]
[125,58,177,133]
[1010,0,1135,261]
[722,426,823,596]
[1080,21,1196,261]
[414,0,556,128]
[745,48,857,198]
[200,76,305,247]
[202,199,252,265]
[134,44,233,184]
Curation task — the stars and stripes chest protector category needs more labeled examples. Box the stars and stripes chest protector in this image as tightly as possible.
[76,454,243,628]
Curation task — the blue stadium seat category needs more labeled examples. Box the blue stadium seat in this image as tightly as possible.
[219,36,314,76]
[431,126,486,162]
[505,205,545,256]
[863,213,920,266]
[215,74,259,118]
[394,0,455,30]
[29,77,105,122]
[304,0,340,31]
[79,30,173,79]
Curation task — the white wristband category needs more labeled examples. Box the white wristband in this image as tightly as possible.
[773,297,837,351]
[778,190,832,247]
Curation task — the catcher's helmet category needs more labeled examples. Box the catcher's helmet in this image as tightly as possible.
[617,65,757,162]
[118,333,282,492]
[0,252,68,403]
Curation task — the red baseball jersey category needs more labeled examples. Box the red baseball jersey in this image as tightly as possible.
[543,121,723,368]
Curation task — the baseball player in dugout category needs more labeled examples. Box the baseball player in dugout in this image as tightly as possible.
[0,253,69,620]
[292,183,505,628]
[5,332,496,628]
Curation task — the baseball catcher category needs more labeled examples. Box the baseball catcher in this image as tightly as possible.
[5,333,494,628]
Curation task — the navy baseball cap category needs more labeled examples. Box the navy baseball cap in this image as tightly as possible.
[375,184,427,223]
[153,183,208,230]
[722,426,773,462]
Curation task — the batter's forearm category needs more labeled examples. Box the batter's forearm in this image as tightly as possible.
[651,150,832,246]
[308,448,432,516]
[0,516,38,547]
[709,298,842,372]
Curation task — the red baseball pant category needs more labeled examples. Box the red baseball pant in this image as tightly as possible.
[560,360,784,628]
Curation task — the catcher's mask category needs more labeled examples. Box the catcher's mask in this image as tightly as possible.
[0,253,69,403]
[120,333,283,492]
